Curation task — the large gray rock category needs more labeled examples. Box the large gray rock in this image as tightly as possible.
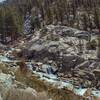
[59,55,85,72]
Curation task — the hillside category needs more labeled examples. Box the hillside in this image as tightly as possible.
[0,0,100,100]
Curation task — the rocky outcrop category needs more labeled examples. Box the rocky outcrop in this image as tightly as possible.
[0,24,100,100]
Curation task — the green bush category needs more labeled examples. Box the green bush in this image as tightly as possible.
[86,39,97,50]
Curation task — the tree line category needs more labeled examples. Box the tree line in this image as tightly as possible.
[5,0,100,31]
[0,0,100,43]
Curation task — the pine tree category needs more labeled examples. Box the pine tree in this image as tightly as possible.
[0,7,6,43]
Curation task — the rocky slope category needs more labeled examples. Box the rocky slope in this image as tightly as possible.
[0,25,100,100]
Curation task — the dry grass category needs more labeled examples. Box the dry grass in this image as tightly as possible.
[0,63,87,100]
[0,63,17,75]
[6,87,48,100]
[15,69,86,100]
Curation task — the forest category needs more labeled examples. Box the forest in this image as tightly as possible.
[0,0,100,43]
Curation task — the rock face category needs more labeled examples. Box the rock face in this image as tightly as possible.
[18,25,94,64]
[14,25,99,83]
[20,25,100,88]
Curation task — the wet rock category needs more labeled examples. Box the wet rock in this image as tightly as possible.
[41,64,58,75]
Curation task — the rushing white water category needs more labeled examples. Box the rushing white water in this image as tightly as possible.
[73,88,87,96]
[92,91,100,98]
[0,55,19,63]
[0,55,11,62]
[33,71,100,98]
[0,0,4,2]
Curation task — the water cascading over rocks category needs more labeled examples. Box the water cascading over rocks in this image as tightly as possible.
[23,12,32,35]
